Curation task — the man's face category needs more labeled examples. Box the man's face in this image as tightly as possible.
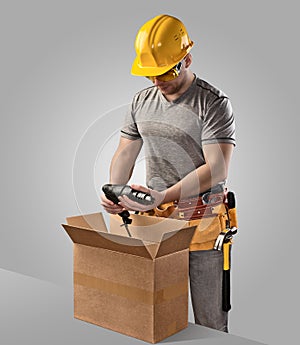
[150,56,191,97]
[152,72,186,96]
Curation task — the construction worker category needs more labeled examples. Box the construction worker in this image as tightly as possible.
[101,14,236,332]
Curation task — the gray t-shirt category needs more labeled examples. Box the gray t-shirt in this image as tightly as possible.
[121,76,236,191]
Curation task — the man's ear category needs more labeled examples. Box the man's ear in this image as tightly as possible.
[184,53,192,68]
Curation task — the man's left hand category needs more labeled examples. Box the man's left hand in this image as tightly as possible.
[118,184,165,212]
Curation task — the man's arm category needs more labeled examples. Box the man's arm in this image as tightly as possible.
[163,143,234,202]
[118,142,234,211]
[101,136,142,214]
[109,137,143,184]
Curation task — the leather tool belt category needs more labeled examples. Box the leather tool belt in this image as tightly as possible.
[175,191,225,220]
[139,184,237,252]
[147,183,226,221]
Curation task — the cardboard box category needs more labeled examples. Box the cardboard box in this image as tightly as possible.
[62,212,196,343]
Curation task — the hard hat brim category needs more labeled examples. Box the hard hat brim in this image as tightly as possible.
[131,56,177,77]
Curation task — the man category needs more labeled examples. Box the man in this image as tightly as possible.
[101,14,235,332]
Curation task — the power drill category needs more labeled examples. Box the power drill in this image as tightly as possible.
[102,184,155,237]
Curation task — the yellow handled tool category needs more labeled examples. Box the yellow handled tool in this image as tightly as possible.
[214,191,238,312]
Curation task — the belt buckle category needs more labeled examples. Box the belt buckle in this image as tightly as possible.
[202,184,225,205]
[202,191,213,204]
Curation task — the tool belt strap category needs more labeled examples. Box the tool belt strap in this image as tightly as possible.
[139,189,226,219]
[174,192,225,220]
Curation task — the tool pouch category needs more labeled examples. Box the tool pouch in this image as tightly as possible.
[138,202,177,218]
[188,204,228,250]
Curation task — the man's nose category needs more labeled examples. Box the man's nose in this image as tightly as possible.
[153,77,163,86]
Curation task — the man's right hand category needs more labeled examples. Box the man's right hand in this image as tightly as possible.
[100,194,125,214]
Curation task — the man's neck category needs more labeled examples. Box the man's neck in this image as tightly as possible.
[164,71,195,102]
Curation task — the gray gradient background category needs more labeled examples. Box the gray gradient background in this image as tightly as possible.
[0,1,299,344]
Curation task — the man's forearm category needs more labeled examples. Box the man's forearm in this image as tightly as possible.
[109,152,134,184]
[163,163,224,202]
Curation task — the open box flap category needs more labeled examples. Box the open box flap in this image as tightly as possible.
[66,212,107,231]
[155,226,197,258]
[110,214,190,243]
[130,213,190,232]
[61,224,153,259]
[110,214,196,258]
[141,241,161,260]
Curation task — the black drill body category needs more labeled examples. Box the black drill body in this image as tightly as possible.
[102,184,154,237]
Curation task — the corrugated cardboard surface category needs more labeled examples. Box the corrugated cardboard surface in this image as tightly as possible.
[110,213,190,242]
[62,212,196,343]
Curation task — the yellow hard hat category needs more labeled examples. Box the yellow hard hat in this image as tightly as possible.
[131,14,194,77]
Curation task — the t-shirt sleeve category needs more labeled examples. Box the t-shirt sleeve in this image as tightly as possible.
[201,96,236,146]
[120,100,142,140]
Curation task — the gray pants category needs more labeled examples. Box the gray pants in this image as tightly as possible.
[189,249,229,332]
